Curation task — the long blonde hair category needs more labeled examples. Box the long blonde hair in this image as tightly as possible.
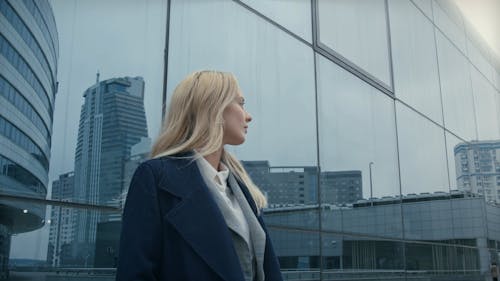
[151,70,267,209]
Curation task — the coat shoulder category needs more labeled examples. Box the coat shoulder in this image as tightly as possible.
[138,155,199,199]
[137,156,187,179]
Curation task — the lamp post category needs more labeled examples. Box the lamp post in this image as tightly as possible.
[369,162,374,206]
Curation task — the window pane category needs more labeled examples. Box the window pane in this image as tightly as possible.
[239,0,312,43]
[410,0,432,18]
[497,91,500,125]
[321,235,404,278]
[317,55,402,239]
[436,30,477,141]
[4,0,167,274]
[7,200,121,278]
[317,0,392,87]
[466,37,496,85]
[451,199,487,242]
[389,0,442,124]
[446,132,465,190]
[168,0,317,167]
[405,241,480,277]
[167,0,319,273]
[396,102,449,194]
[486,204,500,241]
[453,140,500,203]
[50,0,166,205]
[470,67,500,140]
[317,55,400,199]
[432,1,466,54]
[496,71,500,90]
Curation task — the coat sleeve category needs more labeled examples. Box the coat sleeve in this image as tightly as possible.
[116,162,162,281]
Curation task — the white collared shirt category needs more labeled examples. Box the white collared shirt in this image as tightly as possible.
[196,154,251,245]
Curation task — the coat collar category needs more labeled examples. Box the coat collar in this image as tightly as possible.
[156,150,259,215]
[157,152,249,281]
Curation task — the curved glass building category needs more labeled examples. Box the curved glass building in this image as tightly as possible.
[0,0,57,277]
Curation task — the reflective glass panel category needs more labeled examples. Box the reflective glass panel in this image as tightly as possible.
[321,234,404,279]
[445,132,466,190]
[396,102,449,194]
[389,0,442,124]
[239,0,312,43]
[436,30,477,141]
[168,0,317,167]
[317,54,401,240]
[405,241,481,278]
[410,0,432,19]
[6,200,121,278]
[432,0,467,55]
[470,67,500,140]
[4,0,167,277]
[167,0,319,273]
[466,38,496,85]
[317,0,392,87]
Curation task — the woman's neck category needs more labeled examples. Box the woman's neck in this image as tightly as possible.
[203,147,223,171]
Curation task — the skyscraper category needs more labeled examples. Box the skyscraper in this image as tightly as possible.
[47,172,75,267]
[0,0,58,277]
[121,137,151,206]
[93,137,151,268]
[455,140,500,203]
[72,76,147,265]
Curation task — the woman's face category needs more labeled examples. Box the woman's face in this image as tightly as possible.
[222,92,252,145]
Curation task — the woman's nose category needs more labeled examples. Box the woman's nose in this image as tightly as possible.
[245,111,252,122]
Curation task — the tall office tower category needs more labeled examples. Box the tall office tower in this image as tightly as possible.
[73,76,147,265]
[102,136,151,222]
[0,0,58,277]
[47,172,75,267]
[455,140,500,203]
[320,171,362,204]
[93,136,151,268]
[243,161,319,206]
[121,137,151,204]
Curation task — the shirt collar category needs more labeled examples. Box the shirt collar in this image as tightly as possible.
[195,152,230,188]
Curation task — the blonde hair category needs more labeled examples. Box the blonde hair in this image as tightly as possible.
[151,70,267,209]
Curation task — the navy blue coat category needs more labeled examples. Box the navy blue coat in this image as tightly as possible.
[116,154,283,281]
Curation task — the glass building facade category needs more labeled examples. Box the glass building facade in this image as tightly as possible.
[0,0,58,279]
[72,76,148,267]
[1,0,500,280]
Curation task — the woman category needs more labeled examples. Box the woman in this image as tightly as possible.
[116,70,283,281]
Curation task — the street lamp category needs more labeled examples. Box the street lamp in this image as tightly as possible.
[369,162,374,206]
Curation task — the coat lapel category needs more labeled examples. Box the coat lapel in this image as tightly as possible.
[202,175,252,246]
[229,174,285,281]
[228,173,266,281]
[159,155,245,281]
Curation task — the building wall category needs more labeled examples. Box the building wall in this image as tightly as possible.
[264,194,499,278]
[0,0,57,278]
[164,0,500,279]
[455,140,500,203]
